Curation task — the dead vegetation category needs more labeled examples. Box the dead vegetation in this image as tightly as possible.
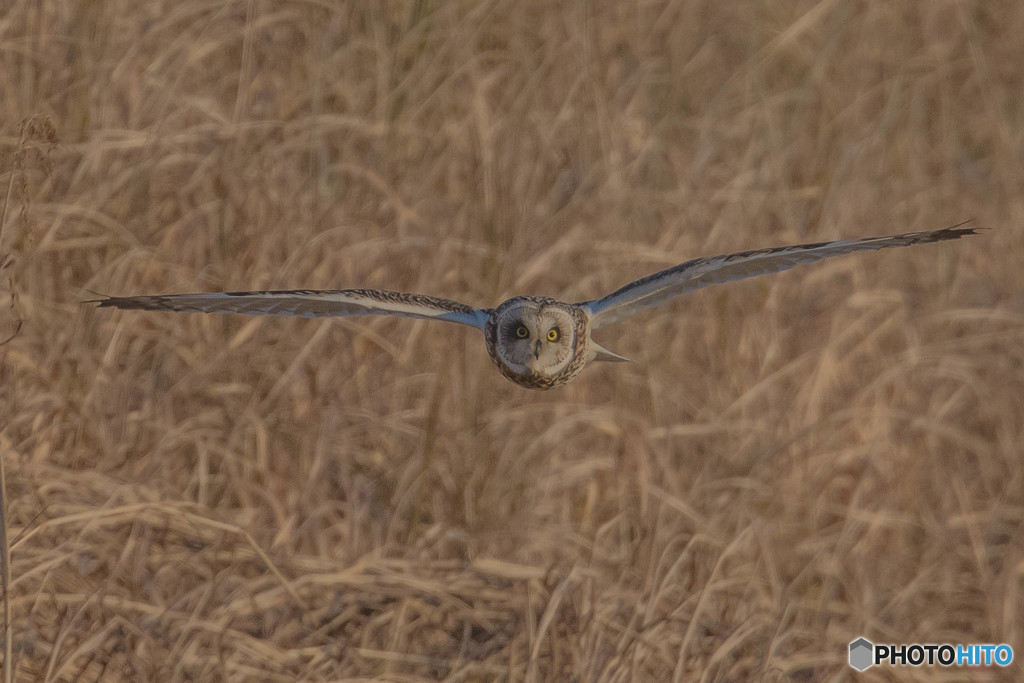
[0,1,1021,680]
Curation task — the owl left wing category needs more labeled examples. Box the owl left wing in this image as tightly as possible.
[581,225,980,329]
[93,288,490,329]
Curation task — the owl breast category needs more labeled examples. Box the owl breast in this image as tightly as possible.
[483,296,590,390]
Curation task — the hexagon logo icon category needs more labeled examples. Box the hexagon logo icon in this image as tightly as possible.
[849,637,874,671]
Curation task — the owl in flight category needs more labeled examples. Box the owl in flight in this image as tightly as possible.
[95,226,978,389]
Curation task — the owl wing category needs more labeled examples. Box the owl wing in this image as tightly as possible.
[93,288,490,329]
[581,225,979,328]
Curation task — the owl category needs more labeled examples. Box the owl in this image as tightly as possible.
[93,226,978,389]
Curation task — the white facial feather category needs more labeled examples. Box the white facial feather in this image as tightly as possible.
[494,303,577,378]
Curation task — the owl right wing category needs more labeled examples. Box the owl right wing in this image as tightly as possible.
[92,288,490,329]
[580,225,979,328]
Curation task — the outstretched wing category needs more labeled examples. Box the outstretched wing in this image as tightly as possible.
[581,225,980,328]
[93,288,490,329]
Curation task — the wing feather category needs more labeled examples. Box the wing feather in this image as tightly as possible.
[93,288,489,329]
[582,225,980,328]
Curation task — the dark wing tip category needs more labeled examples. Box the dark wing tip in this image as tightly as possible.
[920,223,986,242]
[82,296,118,307]
[88,296,173,311]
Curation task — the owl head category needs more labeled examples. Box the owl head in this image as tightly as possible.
[488,297,581,383]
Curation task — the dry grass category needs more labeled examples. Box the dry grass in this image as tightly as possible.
[1,1,1022,681]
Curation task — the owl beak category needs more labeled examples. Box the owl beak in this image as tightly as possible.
[533,340,542,359]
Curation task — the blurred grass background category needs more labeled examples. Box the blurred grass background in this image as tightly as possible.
[1,1,1021,680]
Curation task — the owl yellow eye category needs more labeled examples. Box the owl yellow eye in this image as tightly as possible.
[515,325,529,339]
[547,328,560,342]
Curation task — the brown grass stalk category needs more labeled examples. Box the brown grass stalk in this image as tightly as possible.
[1,1,1021,680]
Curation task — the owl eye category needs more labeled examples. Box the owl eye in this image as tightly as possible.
[547,328,560,342]
[515,325,529,339]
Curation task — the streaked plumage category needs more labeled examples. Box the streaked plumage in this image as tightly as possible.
[93,225,979,389]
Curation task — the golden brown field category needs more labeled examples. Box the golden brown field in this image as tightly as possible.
[1,1,1022,681]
